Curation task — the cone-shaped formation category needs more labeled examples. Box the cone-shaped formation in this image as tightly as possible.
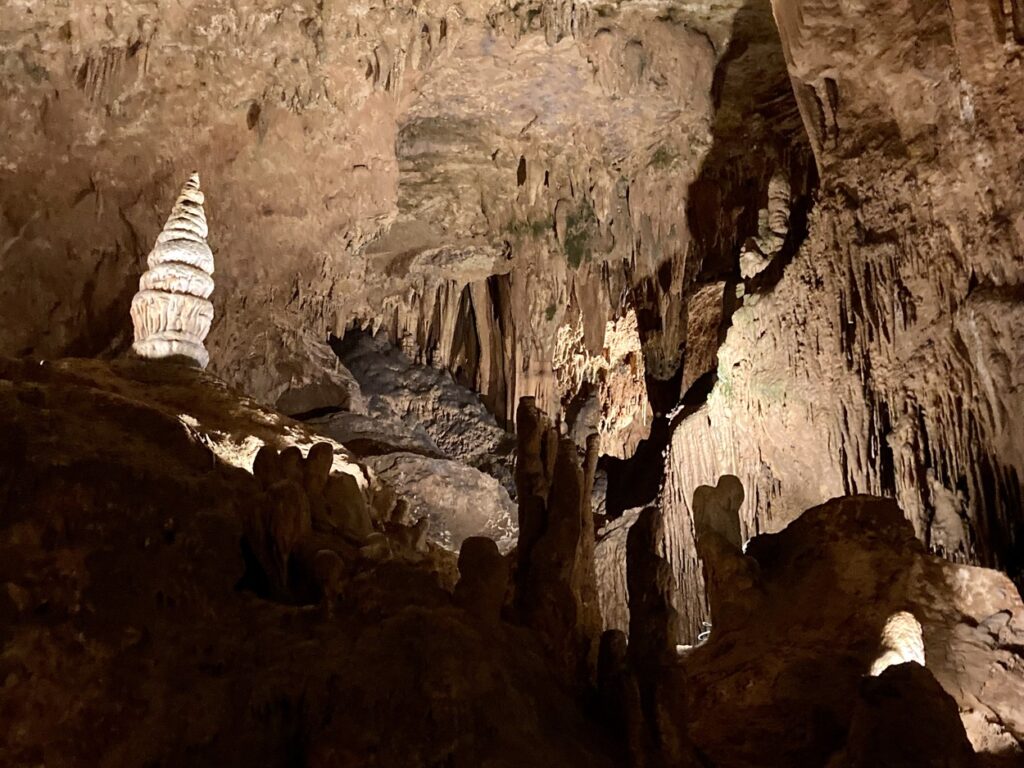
[130,173,215,368]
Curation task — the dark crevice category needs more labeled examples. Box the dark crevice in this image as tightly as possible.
[603,0,816,516]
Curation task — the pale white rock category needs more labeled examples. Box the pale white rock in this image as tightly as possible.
[130,174,215,369]
[870,610,926,677]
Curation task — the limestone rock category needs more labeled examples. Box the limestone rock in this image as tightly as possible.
[307,406,445,460]
[870,611,926,677]
[692,474,744,551]
[514,396,602,687]
[312,548,347,617]
[684,495,1024,765]
[659,0,1024,653]
[130,174,215,369]
[0,356,617,767]
[829,663,975,768]
[625,504,691,765]
[217,323,366,417]
[596,629,648,767]
[453,536,510,622]
[338,330,512,479]
[594,508,642,638]
[321,471,375,544]
[365,452,517,553]
[692,475,761,634]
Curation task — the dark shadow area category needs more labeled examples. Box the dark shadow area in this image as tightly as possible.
[603,0,816,517]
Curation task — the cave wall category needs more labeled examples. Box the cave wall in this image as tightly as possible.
[663,0,1024,639]
[1,0,803,461]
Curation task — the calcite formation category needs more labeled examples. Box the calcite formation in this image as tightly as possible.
[2,0,1024,763]
[869,610,926,677]
[685,493,1024,764]
[130,173,215,368]
[2,357,1024,765]
[514,396,602,687]
[659,0,1024,647]
[453,535,509,622]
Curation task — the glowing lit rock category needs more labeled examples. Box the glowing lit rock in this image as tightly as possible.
[870,610,926,677]
[130,173,214,368]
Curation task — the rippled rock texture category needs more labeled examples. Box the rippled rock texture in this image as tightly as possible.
[659,0,1024,640]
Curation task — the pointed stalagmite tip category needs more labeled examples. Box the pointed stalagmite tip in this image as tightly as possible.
[130,172,215,369]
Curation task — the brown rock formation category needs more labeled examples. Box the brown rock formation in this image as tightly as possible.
[0,0,798,466]
[514,396,602,686]
[684,494,1024,765]
[0,356,618,767]
[596,629,648,768]
[830,663,976,768]
[453,535,510,622]
[661,0,1024,644]
[692,475,762,634]
[2,0,1024,764]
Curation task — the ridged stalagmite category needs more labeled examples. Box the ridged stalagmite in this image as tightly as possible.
[130,173,215,368]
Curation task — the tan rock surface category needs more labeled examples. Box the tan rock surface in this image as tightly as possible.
[659,0,1024,640]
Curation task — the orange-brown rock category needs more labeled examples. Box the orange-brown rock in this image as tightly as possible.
[514,396,602,687]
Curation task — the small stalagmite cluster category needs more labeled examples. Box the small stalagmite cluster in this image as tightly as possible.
[243,439,440,606]
[130,173,215,369]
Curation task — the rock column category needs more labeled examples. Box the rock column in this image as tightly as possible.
[514,396,602,686]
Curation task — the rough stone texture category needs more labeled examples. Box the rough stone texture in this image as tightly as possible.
[225,323,366,417]
[0,357,617,767]
[692,474,761,636]
[130,173,215,368]
[6,354,1024,766]
[307,406,445,460]
[680,281,727,398]
[659,0,1024,642]
[683,494,1024,765]
[453,535,510,622]
[829,663,976,768]
[625,505,691,762]
[365,451,517,554]
[869,610,927,677]
[0,357,367,487]
[594,507,641,638]
[554,309,651,459]
[0,0,803,470]
[338,330,513,478]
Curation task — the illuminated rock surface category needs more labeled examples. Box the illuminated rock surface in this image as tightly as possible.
[130,174,215,368]
[1,0,1023,764]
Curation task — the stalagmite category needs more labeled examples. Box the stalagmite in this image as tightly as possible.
[514,396,602,687]
[692,475,760,634]
[596,629,648,768]
[869,610,926,677]
[454,536,509,621]
[130,173,215,368]
[739,169,791,279]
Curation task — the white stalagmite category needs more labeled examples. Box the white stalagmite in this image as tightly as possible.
[130,173,215,368]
